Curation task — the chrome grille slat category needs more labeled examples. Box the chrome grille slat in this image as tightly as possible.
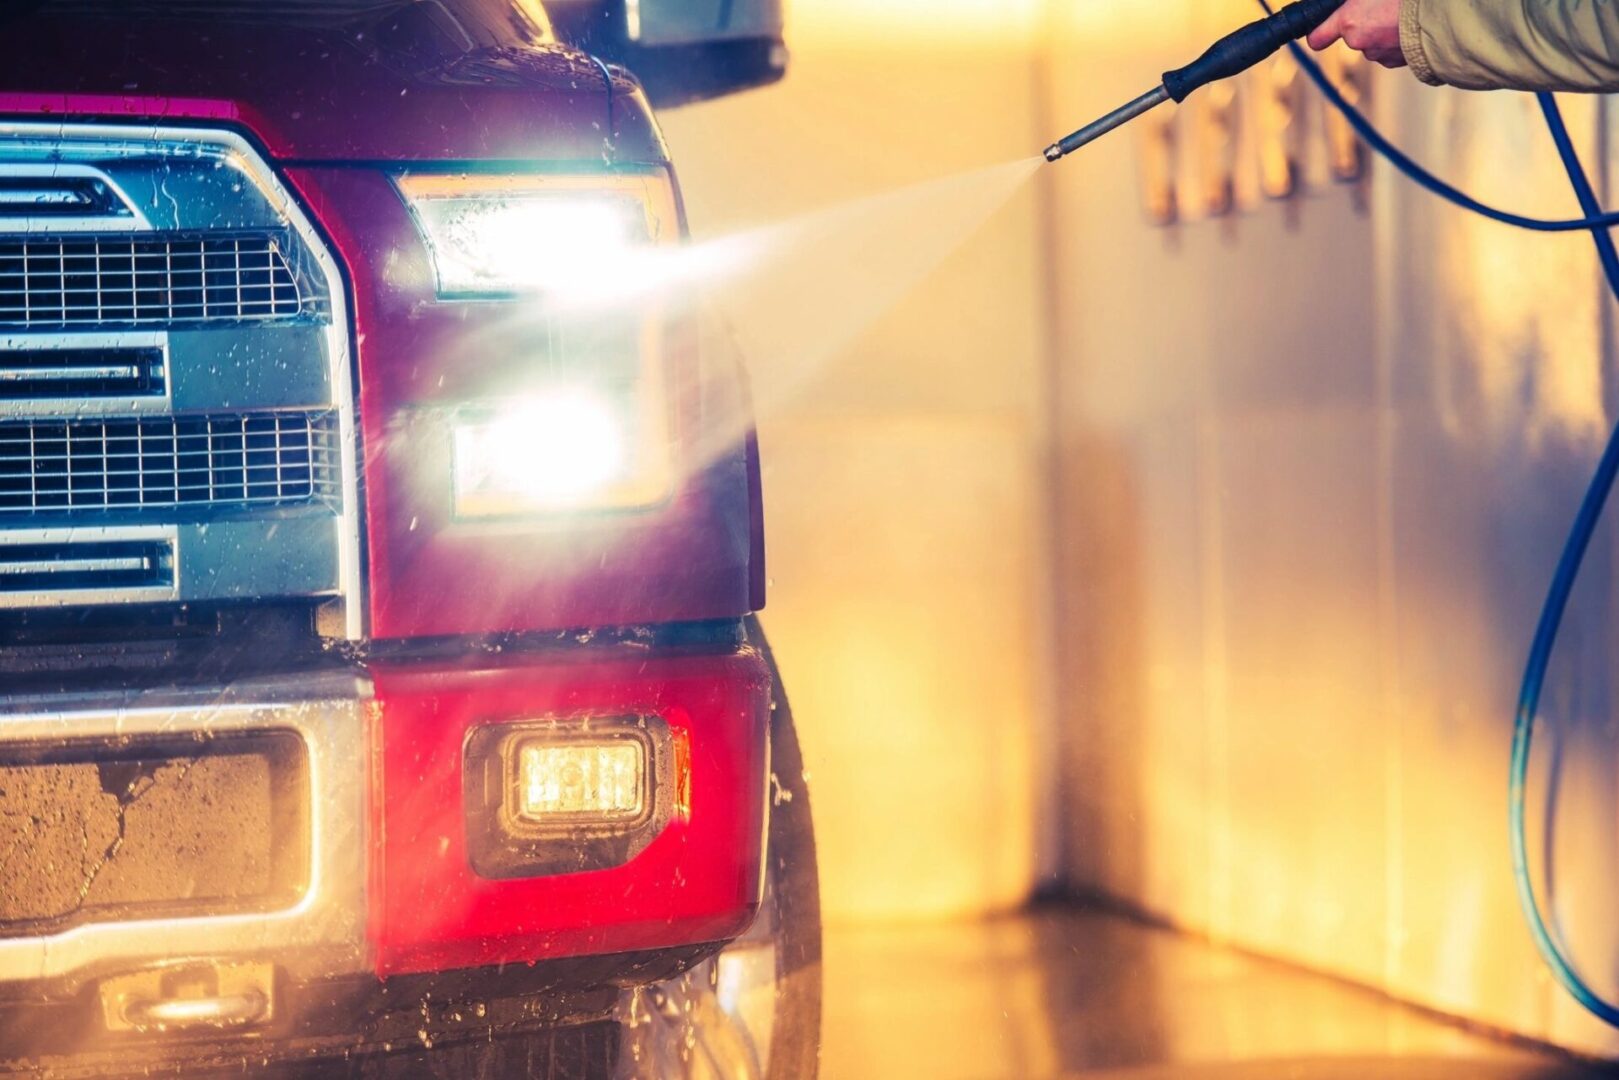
[0,234,309,327]
[0,411,340,513]
[0,344,165,401]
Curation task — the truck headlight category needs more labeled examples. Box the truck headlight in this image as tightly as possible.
[450,384,672,518]
[396,172,678,300]
[400,171,681,519]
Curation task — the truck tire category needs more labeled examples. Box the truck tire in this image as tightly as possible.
[616,619,821,1080]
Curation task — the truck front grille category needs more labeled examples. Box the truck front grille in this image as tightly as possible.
[0,411,340,513]
[0,122,358,627]
[0,234,308,328]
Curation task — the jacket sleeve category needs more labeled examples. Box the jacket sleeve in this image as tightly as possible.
[1400,0,1619,91]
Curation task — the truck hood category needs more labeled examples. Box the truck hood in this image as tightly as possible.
[0,10,667,164]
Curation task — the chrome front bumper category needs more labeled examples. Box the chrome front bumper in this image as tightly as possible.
[0,670,369,999]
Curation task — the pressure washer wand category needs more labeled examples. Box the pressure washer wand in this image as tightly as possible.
[1043,0,1347,163]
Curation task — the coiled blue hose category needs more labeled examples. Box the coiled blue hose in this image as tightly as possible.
[1250,1,1619,1028]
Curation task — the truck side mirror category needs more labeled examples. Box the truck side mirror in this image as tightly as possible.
[549,0,788,108]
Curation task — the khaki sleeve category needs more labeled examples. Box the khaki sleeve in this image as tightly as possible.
[1400,0,1619,91]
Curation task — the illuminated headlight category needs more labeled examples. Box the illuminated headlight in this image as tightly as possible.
[399,172,682,518]
[451,386,671,518]
[464,717,681,880]
[397,172,677,299]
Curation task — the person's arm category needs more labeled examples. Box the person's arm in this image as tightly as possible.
[1308,0,1619,92]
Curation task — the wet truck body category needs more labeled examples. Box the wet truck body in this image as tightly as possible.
[0,2,805,1074]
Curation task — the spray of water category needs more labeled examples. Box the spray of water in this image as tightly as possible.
[683,156,1044,410]
[415,156,1043,498]
[512,155,1045,477]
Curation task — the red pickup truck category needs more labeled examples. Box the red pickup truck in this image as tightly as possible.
[0,2,818,1076]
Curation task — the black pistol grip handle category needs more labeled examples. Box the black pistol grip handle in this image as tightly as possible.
[1161,0,1347,103]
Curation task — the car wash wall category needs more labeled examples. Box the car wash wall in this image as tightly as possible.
[665,0,1619,1059]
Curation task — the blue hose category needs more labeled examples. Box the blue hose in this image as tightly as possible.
[1258,0,1619,232]
[1507,94,1619,1028]
[1248,0,1619,1027]
[1286,45,1619,231]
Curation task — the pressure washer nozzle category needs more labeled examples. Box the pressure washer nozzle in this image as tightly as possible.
[1043,85,1170,164]
[1042,0,1346,164]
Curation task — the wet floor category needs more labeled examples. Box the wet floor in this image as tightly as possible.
[821,906,1616,1080]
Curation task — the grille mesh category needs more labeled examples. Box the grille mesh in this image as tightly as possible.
[0,411,340,513]
[0,234,308,327]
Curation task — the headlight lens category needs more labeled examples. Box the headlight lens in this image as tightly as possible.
[451,385,671,517]
[397,172,677,299]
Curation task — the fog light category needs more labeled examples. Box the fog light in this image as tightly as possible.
[464,717,678,880]
[515,740,645,823]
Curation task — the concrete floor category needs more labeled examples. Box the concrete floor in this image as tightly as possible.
[821,907,1617,1080]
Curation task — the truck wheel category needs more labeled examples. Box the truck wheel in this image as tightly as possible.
[616,619,821,1080]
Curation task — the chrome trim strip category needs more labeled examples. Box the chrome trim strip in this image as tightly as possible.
[0,164,148,233]
[0,556,150,574]
[0,525,177,607]
[0,365,142,382]
[0,189,84,207]
[0,676,369,991]
[0,332,169,415]
[0,123,363,636]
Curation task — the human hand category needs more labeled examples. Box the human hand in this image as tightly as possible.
[1306,0,1405,67]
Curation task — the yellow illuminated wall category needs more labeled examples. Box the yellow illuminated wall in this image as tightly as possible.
[1046,0,1619,1058]
[791,0,1044,47]
[660,2,1053,922]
